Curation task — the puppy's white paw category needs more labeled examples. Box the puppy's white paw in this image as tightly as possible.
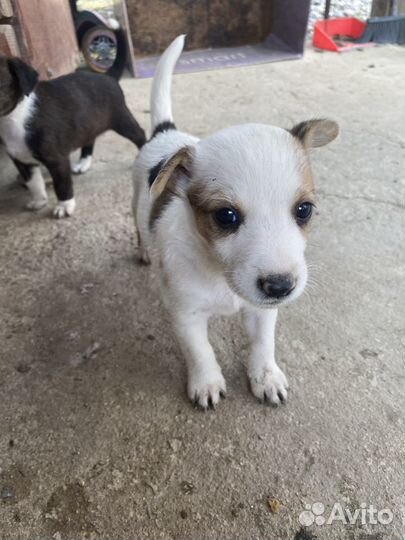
[187,370,226,410]
[72,156,92,174]
[53,198,76,219]
[26,197,48,211]
[249,365,288,405]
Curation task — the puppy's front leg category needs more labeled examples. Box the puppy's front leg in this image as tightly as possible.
[44,158,76,219]
[243,308,288,405]
[11,159,47,210]
[172,310,226,410]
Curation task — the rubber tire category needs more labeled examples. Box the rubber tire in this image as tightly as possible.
[81,25,117,73]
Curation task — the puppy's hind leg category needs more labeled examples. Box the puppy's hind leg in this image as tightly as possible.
[72,143,94,174]
[132,191,150,265]
[12,159,48,210]
[114,107,146,150]
[135,228,150,265]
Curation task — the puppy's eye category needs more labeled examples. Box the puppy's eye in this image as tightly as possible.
[214,207,241,229]
[295,202,313,225]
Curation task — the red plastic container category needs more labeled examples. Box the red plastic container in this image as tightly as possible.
[313,17,373,52]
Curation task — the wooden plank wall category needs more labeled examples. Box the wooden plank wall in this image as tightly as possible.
[1,0,79,79]
[0,0,20,56]
[14,0,79,78]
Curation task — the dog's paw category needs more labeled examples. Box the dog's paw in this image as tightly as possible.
[26,197,48,211]
[187,370,226,410]
[72,156,92,174]
[249,365,288,405]
[53,198,76,219]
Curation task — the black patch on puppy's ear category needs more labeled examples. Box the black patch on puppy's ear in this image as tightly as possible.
[148,147,192,230]
[8,57,39,96]
[148,159,165,187]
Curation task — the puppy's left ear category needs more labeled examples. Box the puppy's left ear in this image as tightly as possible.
[8,57,39,96]
[290,119,339,148]
[150,146,193,201]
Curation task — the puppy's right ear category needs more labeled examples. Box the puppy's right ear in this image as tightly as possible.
[150,146,193,202]
[290,119,339,148]
[8,57,39,96]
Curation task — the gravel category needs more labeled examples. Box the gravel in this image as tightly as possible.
[308,0,373,35]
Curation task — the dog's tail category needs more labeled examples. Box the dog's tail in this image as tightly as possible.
[150,34,185,132]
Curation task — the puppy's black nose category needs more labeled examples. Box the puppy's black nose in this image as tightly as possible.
[257,274,296,299]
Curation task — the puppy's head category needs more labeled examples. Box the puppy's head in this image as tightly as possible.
[150,120,338,308]
[0,56,38,116]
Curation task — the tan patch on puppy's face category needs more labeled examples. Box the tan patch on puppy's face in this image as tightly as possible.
[302,160,314,193]
[292,150,317,237]
[187,184,243,245]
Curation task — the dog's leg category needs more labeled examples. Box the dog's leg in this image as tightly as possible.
[72,143,94,174]
[243,308,288,405]
[12,159,48,210]
[132,192,150,264]
[113,108,146,149]
[44,158,76,218]
[135,227,150,264]
[172,309,226,410]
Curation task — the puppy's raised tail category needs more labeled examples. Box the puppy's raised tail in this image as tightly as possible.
[150,35,185,135]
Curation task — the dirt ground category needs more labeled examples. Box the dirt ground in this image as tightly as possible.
[0,46,404,540]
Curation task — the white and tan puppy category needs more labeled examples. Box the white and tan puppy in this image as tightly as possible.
[133,35,338,410]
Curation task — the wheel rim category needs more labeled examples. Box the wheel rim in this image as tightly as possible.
[87,34,117,70]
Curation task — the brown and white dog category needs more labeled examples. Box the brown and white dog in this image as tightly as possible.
[133,36,339,410]
[0,54,145,217]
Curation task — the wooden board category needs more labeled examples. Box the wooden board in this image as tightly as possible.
[0,24,19,55]
[0,0,16,55]
[0,0,13,19]
[13,0,79,79]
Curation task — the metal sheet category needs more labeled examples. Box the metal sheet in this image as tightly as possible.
[134,40,300,78]
[125,0,310,78]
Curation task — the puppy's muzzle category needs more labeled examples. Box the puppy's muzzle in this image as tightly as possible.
[257,274,296,299]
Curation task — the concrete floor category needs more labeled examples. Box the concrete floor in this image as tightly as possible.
[0,46,404,540]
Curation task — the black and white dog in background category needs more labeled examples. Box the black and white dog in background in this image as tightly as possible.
[0,52,145,218]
